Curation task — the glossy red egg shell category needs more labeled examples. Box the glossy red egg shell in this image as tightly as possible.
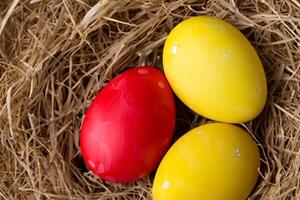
[80,66,175,183]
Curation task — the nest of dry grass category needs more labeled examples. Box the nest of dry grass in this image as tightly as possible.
[1,0,300,199]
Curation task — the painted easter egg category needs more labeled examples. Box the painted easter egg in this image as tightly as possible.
[163,16,267,123]
[80,66,175,183]
[153,123,260,200]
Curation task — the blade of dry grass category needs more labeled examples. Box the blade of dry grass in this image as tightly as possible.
[0,0,19,36]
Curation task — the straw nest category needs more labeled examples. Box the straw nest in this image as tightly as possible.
[1,0,300,199]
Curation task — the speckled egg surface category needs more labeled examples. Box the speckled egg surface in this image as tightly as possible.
[153,123,260,200]
[163,16,267,123]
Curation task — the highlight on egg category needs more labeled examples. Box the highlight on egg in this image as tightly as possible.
[80,66,176,183]
[153,123,260,200]
[163,16,267,123]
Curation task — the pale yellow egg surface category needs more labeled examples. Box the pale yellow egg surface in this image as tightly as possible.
[163,16,267,123]
[152,123,260,200]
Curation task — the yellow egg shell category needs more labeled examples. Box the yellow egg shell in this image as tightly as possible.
[153,123,260,200]
[163,16,267,123]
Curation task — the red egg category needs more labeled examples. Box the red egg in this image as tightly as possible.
[80,66,175,183]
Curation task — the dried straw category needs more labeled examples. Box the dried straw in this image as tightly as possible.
[0,0,300,199]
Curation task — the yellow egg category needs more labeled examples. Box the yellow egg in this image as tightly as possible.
[163,16,267,123]
[153,123,260,200]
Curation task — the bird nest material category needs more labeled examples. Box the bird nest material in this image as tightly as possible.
[0,0,300,199]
